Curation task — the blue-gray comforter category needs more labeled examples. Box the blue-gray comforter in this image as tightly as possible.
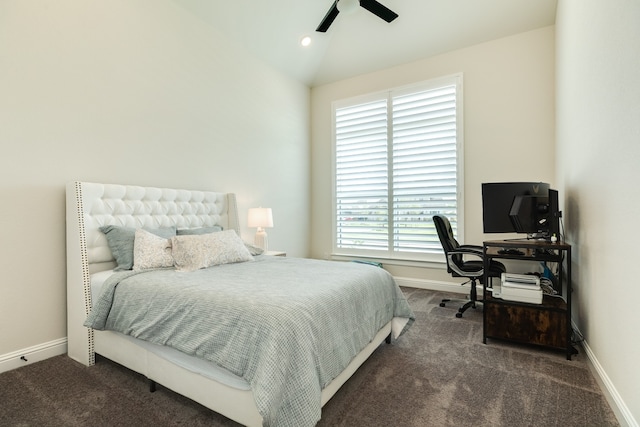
[85,256,414,427]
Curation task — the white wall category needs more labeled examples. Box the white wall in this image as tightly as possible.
[310,27,556,283]
[556,0,640,424]
[0,1,310,359]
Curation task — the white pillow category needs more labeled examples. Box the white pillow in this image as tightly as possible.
[171,230,254,272]
[133,229,174,270]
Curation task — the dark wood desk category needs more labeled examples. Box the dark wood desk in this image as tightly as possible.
[482,239,574,360]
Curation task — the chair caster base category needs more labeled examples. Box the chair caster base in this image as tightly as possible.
[440,297,479,318]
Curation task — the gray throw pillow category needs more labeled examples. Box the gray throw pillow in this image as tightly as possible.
[99,225,177,271]
[176,226,223,235]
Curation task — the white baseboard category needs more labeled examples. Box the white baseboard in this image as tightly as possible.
[580,337,638,427]
[0,338,67,375]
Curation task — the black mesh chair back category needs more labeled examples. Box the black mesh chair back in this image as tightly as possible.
[433,214,506,318]
[433,214,463,274]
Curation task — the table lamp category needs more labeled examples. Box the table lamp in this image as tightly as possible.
[248,207,273,252]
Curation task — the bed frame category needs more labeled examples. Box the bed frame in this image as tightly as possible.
[66,181,392,427]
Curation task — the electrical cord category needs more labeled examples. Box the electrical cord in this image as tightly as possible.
[540,277,557,295]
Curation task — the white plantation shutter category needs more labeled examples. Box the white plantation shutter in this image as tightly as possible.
[335,99,389,250]
[392,85,458,254]
[333,75,462,260]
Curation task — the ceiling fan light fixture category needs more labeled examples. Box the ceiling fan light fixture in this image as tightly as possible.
[316,0,396,33]
[337,0,359,14]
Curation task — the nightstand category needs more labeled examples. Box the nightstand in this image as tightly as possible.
[264,250,286,257]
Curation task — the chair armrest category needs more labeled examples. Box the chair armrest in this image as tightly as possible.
[447,247,484,277]
[458,244,483,253]
[449,247,483,257]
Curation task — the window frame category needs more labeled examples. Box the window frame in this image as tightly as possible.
[330,74,465,265]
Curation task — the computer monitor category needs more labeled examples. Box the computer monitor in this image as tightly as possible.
[481,182,550,234]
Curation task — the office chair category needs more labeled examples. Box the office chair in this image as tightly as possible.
[433,215,506,318]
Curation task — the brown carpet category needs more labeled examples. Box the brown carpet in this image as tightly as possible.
[0,288,619,427]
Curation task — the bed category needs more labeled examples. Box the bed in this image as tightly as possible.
[66,181,414,427]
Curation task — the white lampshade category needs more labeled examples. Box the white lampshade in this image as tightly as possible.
[248,207,273,252]
[247,208,273,229]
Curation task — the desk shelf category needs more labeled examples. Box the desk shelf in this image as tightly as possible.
[483,240,573,359]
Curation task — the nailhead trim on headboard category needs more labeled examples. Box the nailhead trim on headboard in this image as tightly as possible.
[73,181,96,365]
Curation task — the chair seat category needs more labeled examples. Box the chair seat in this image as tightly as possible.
[456,260,506,276]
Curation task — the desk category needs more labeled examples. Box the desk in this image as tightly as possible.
[482,239,574,360]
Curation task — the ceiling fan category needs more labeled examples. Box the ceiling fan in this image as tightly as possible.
[316,0,399,33]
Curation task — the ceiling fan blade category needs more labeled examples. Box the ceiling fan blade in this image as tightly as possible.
[359,0,398,23]
[316,1,340,32]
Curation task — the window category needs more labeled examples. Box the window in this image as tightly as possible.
[332,74,463,262]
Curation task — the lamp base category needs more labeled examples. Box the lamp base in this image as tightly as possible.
[254,228,268,252]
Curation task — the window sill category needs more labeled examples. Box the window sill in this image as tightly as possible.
[329,253,445,270]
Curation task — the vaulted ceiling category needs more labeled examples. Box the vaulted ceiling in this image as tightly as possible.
[173,0,557,87]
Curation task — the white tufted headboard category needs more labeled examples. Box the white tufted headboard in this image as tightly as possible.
[65,181,239,366]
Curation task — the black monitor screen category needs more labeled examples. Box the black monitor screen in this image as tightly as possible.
[481,182,550,233]
[509,194,549,233]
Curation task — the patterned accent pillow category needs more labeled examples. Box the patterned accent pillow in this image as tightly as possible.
[171,230,253,272]
[133,229,175,270]
[100,225,176,270]
[175,226,262,255]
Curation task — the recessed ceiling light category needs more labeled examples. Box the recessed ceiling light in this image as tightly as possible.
[300,35,312,47]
